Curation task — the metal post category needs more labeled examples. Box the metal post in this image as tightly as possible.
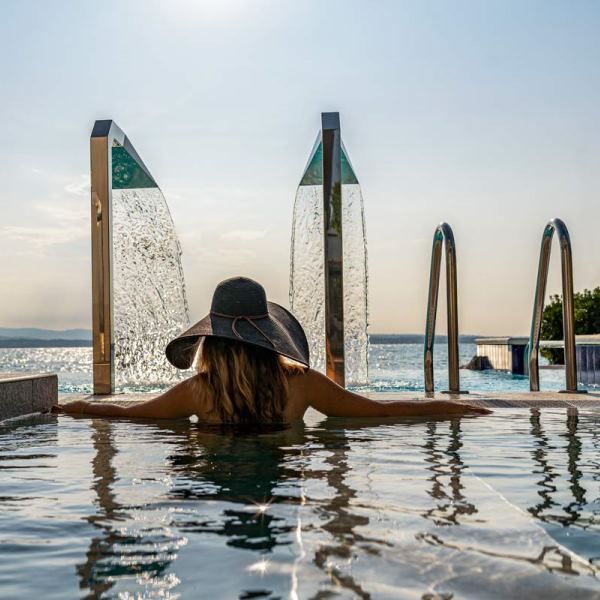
[528,218,584,393]
[424,223,465,395]
[90,121,117,394]
[322,112,345,386]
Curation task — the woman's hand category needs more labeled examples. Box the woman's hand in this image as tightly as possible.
[429,400,491,416]
[51,400,89,415]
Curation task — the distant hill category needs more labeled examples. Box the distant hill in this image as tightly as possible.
[369,333,480,345]
[0,338,92,348]
[0,328,91,341]
[0,329,482,348]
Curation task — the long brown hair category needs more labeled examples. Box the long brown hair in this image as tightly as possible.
[194,337,304,423]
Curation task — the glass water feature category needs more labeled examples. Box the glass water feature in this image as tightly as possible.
[91,121,189,392]
[290,126,369,386]
[111,143,189,389]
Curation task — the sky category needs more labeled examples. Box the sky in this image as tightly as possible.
[0,0,599,335]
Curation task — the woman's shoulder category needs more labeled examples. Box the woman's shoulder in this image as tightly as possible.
[283,368,310,421]
[286,367,332,385]
[285,365,312,384]
[285,367,332,398]
[179,371,205,393]
[183,372,225,421]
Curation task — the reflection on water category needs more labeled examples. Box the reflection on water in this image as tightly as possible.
[308,425,372,599]
[78,420,187,597]
[409,416,596,584]
[166,424,300,553]
[422,420,477,526]
[529,409,591,527]
[78,420,119,597]
[0,410,599,598]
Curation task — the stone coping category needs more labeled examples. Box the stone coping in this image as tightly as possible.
[58,390,600,411]
[367,391,600,410]
[0,373,58,421]
[0,371,57,382]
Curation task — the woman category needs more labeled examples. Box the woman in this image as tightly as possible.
[56,277,490,421]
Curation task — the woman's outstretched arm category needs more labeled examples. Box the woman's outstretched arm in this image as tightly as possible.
[53,377,197,419]
[303,369,491,417]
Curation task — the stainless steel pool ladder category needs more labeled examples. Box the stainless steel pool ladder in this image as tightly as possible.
[528,218,584,393]
[424,223,465,395]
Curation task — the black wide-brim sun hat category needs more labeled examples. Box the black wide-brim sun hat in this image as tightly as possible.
[165,277,310,370]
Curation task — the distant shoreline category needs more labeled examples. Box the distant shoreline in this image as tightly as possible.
[0,334,483,349]
[369,334,480,345]
[0,339,92,348]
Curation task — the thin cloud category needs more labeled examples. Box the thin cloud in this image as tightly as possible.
[1,194,88,254]
[1,224,87,250]
[220,229,267,242]
[35,202,87,225]
[64,175,90,197]
[190,246,257,266]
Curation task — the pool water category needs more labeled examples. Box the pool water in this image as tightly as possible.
[1,409,599,598]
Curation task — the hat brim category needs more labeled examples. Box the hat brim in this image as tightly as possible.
[165,301,310,370]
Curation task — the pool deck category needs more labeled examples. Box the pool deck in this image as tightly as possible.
[56,390,600,412]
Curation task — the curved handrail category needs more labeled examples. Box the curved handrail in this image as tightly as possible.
[528,218,581,392]
[424,223,463,394]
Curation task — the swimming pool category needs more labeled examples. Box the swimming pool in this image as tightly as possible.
[1,408,598,598]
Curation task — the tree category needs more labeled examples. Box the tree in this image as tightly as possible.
[540,287,600,364]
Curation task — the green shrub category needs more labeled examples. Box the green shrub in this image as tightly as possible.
[540,288,600,364]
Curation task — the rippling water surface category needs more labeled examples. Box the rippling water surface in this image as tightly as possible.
[1,346,598,598]
[1,410,599,599]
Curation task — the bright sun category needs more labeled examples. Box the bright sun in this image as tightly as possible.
[161,0,250,23]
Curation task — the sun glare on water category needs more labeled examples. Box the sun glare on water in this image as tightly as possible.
[247,559,270,575]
